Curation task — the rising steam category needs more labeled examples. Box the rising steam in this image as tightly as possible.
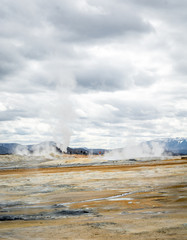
[104,140,165,161]
[52,68,76,152]
[14,142,58,157]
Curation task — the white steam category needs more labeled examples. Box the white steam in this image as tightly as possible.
[104,141,165,161]
[14,62,76,156]
[14,142,59,157]
[52,67,76,152]
[54,87,75,152]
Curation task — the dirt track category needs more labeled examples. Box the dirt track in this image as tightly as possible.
[0,156,186,239]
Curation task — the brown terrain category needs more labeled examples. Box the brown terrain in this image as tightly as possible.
[0,155,186,239]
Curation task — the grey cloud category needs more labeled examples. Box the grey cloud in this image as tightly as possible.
[171,46,187,77]
[0,77,51,94]
[94,98,161,122]
[131,0,187,26]
[0,108,39,122]
[0,1,43,37]
[0,40,24,79]
[75,98,161,129]
[131,0,171,8]
[0,129,12,135]
[131,0,187,9]
[133,71,156,87]
[14,128,31,135]
[32,77,57,90]
[0,0,154,95]
[76,65,159,92]
[76,64,131,92]
[0,110,27,121]
[0,1,47,85]
[47,0,152,41]
[176,111,187,118]
[175,60,187,75]
[114,103,160,121]
[0,0,152,43]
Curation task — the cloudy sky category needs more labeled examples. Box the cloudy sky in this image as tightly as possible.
[0,0,187,148]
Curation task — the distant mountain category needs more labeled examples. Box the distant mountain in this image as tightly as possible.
[0,142,62,155]
[0,145,11,154]
[161,138,187,155]
[145,138,187,155]
[0,138,186,155]
[0,143,21,154]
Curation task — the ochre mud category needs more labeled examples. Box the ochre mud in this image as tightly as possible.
[0,156,186,239]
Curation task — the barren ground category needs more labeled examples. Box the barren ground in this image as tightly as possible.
[0,155,186,239]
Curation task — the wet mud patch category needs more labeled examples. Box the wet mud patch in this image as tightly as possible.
[0,201,23,209]
[84,222,117,229]
[0,208,93,221]
[56,184,86,192]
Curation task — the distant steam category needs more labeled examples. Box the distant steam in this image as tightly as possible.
[15,142,59,157]
[104,140,165,160]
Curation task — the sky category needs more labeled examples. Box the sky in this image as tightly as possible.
[0,0,187,149]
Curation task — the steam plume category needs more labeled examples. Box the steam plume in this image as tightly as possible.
[104,140,165,160]
[53,68,76,152]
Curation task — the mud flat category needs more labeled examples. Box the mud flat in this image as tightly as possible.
[0,155,187,239]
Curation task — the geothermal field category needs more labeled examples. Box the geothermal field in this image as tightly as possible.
[0,154,186,240]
